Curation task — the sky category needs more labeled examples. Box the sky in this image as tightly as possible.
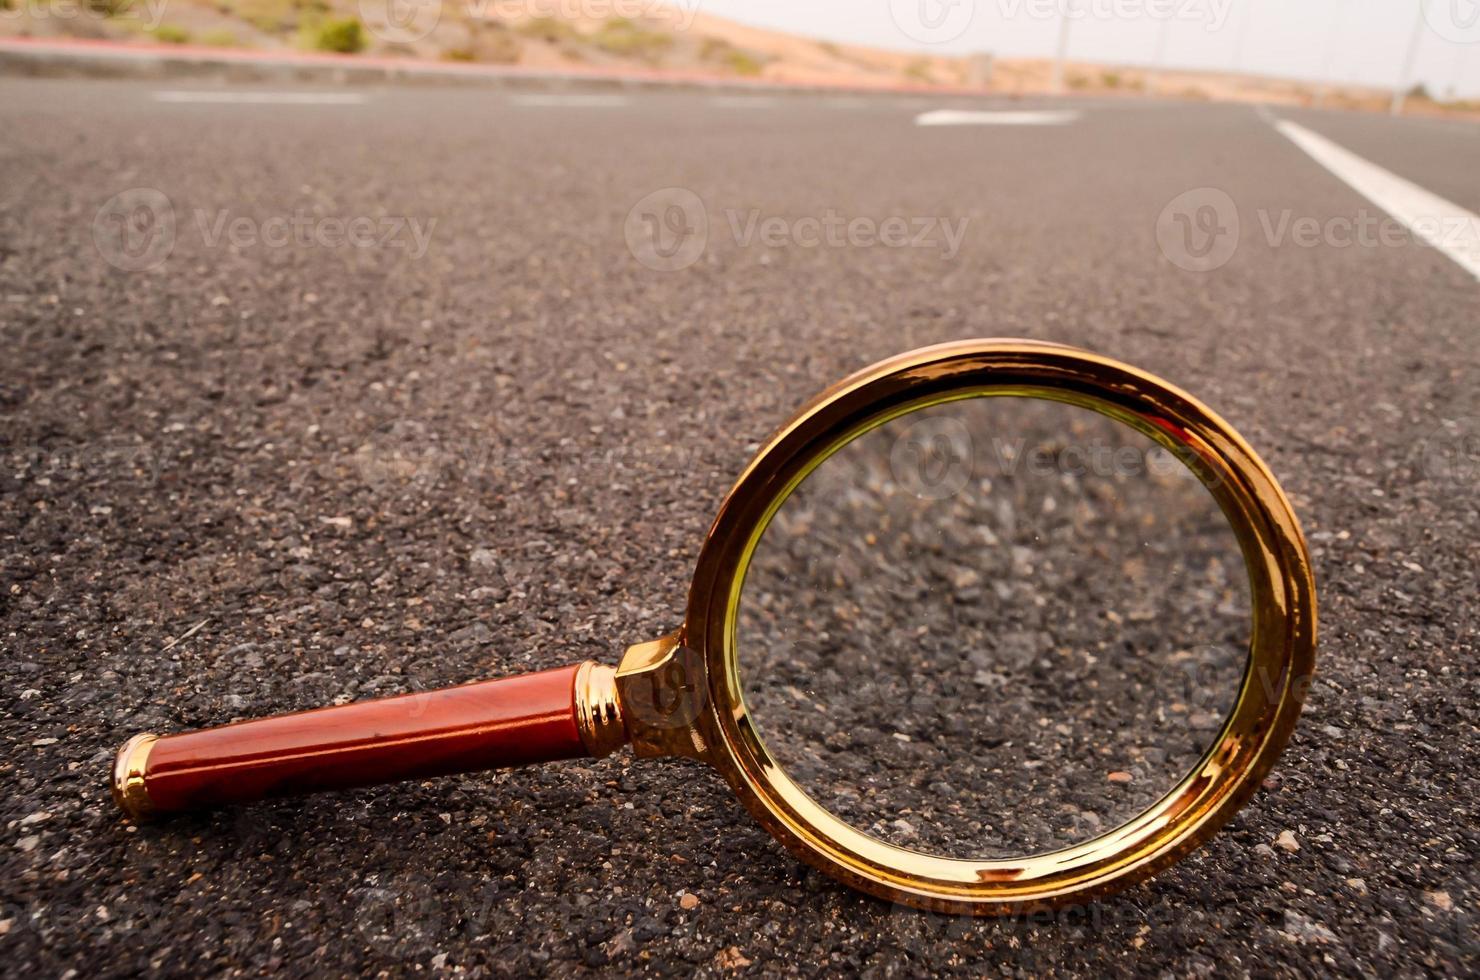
[694,0,1480,100]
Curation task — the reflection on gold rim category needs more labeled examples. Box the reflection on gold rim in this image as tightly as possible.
[678,340,1315,914]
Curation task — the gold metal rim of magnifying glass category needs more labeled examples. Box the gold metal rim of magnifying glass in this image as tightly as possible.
[613,338,1316,916]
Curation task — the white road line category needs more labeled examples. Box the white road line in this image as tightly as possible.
[1273,118,1480,281]
[915,109,1081,127]
[153,90,369,105]
[508,93,629,108]
[711,96,777,109]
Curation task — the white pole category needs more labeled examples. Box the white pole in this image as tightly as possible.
[1314,0,1345,109]
[1391,1,1426,115]
[1052,0,1074,93]
[1146,15,1169,94]
[1230,0,1253,71]
[1445,38,1465,102]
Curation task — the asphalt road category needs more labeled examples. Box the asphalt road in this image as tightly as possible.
[2,77,1477,976]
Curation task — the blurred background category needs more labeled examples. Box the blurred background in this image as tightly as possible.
[3,0,1478,113]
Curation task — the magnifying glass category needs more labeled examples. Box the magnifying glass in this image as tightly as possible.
[111,340,1316,914]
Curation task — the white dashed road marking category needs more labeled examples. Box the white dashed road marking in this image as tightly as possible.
[915,109,1081,126]
[711,96,778,108]
[152,91,369,105]
[508,93,630,108]
[1273,118,1480,281]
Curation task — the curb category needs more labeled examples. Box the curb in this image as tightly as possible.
[0,37,997,99]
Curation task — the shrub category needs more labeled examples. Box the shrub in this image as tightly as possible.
[722,49,762,77]
[311,17,364,54]
[478,25,522,64]
[84,0,133,16]
[701,37,763,77]
[591,17,673,63]
[200,29,239,47]
[517,16,578,44]
[904,59,934,84]
[152,24,191,44]
[229,0,296,33]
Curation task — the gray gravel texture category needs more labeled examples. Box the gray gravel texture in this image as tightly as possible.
[2,79,1477,977]
[739,396,1246,858]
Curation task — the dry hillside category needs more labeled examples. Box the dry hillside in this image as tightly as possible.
[2,0,1475,116]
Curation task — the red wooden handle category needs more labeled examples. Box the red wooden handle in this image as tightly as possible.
[112,663,612,817]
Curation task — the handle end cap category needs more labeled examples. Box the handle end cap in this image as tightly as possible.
[112,733,159,821]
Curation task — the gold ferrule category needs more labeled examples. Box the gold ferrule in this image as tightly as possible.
[574,661,627,758]
[111,732,158,821]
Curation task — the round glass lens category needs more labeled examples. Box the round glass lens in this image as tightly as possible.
[735,395,1250,859]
